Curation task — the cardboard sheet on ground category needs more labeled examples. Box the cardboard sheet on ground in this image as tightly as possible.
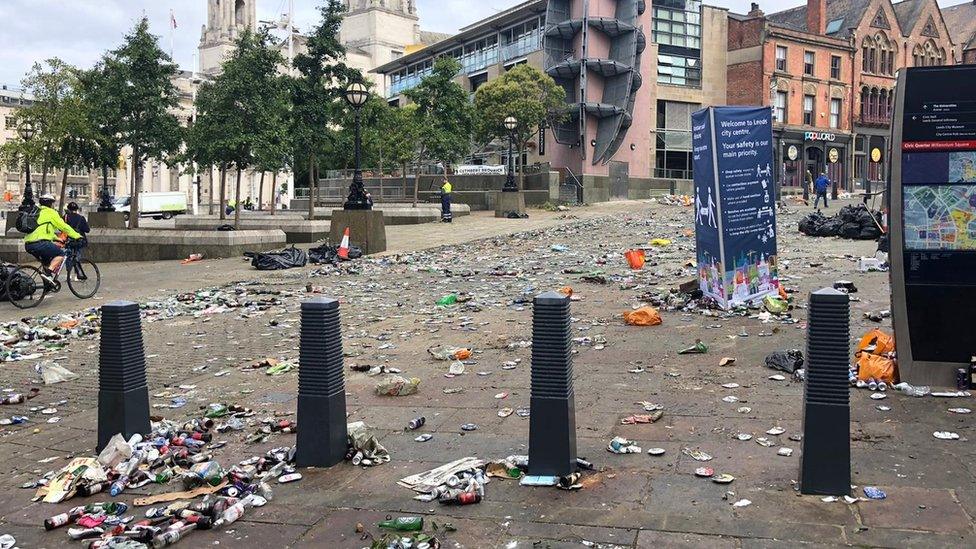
[398,457,486,493]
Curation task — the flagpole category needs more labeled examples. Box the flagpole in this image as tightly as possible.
[169,9,176,60]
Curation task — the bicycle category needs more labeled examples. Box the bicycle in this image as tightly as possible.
[4,241,101,309]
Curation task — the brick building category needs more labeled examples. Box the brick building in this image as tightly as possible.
[728,0,955,195]
[942,1,976,64]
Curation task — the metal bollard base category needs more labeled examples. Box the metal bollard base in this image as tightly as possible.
[800,402,852,495]
[296,393,348,468]
[96,387,151,452]
[528,394,578,477]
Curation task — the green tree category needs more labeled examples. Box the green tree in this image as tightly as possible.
[252,77,292,217]
[473,64,566,189]
[14,59,93,204]
[381,104,422,205]
[78,63,126,209]
[322,94,391,173]
[99,17,183,228]
[187,29,287,227]
[406,57,472,173]
[289,0,358,219]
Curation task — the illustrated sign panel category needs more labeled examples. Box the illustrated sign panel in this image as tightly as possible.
[693,107,779,309]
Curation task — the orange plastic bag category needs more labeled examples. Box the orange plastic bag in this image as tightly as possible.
[623,307,662,326]
[624,249,646,270]
[856,329,894,356]
[857,353,898,384]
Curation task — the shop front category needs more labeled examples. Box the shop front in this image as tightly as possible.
[774,128,852,196]
[853,127,889,196]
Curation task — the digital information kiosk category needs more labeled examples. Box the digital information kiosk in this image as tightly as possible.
[890,65,976,387]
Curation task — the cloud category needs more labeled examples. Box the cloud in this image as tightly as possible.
[0,0,965,87]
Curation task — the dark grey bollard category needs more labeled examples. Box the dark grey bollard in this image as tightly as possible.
[528,291,577,477]
[97,301,150,452]
[800,288,851,496]
[296,298,348,467]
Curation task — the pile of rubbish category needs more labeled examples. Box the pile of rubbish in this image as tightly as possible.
[144,285,296,323]
[34,416,294,547]
[798,204,883,240]
[0,311,100,362]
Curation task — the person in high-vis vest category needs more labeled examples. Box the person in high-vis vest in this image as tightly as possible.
[440,177,453,223]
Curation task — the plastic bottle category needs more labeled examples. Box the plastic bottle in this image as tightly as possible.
[68,527,105,541]
[894,382,930,397]
[378,516,423,532]
[110,475,130,497]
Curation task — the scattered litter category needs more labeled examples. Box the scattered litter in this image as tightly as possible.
[647,448,666,456]
[608,437,642,454]
[777,447,793,457]
[732,499,752,508]
[35,362,79,385]
[765,350,804,373]
[623,307,662,327]
[678,339,708,355]
[374,375,420,397]
[863,486,887,500]
[933,431,960,440]
[682,448,712,462]
[694,467,714,478]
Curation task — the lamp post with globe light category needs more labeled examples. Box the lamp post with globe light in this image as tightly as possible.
[17,121,36,211]
[343,82,371,210]
[503,115,518,192]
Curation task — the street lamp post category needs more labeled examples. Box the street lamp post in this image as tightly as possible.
[503,116,518,192]
[97,125,116,212]
[343,82,371,210]
[17,121,36,211]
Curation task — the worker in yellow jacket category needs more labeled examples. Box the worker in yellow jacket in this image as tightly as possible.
[440,177,453,223]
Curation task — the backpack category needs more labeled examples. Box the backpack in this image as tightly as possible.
[15,206,40,234]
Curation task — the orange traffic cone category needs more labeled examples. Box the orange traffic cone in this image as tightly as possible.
[338,227,350,260]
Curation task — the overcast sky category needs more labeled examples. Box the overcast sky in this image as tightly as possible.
[0,0,967,87]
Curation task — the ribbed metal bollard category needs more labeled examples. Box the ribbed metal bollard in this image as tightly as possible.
[528,291,577,477]
[97,301,150,452]
[800,288,851,495]
[296,298,348,467]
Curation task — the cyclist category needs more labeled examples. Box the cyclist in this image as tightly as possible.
[24,194,83,276]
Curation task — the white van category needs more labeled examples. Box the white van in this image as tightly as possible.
[113,192,188,221]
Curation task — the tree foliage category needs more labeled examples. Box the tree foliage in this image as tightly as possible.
[473,64,566,185]
[405,57,473,170]
[186,29,289,225]
[98,17,183,227]
[288,0,359,218]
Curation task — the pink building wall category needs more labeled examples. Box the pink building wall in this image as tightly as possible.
[547,0,654,179]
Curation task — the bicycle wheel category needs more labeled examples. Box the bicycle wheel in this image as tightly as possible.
[67,259,101,299]
[5,266,47,309]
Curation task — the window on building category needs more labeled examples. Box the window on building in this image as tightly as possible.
[829,98,841,128]
[3,116,15,130]
[469,72,488,92]
[775,46,787,72]
[803,51,815,75]
[654,1,703,88]
[774,91,788,123]
[655,100,699,179]
[803,94,815,125]
[830,55,841,79]
[657,54,701,87]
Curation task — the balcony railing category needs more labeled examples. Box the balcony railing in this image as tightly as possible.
[501,33,542,61]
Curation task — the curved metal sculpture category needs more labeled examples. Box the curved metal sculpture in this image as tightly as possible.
[544,0,646,165]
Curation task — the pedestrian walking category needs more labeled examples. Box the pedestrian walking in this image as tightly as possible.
[814,172,830,209]
[440,177,453,223]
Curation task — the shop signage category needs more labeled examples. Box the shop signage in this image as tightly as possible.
[804,131,836,142]
[871,147,882,162]
[828,148,840,163]
[787,145,799,161]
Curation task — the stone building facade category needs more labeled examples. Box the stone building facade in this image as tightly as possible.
[728,0,955,195]
[942,1,976,64]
